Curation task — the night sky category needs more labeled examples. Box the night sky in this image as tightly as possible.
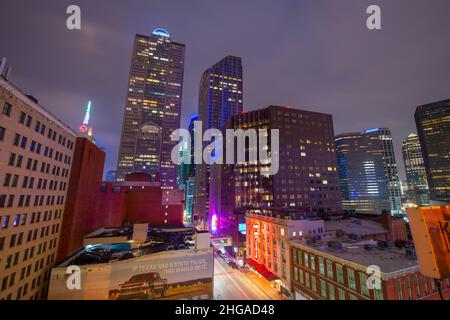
[1,0,449,180]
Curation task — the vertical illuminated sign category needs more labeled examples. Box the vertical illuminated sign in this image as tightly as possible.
[211,214,218,233]
[253,223,259,260]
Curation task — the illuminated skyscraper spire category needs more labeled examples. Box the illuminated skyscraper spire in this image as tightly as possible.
[79,100,95,143]
[83,100,91,125]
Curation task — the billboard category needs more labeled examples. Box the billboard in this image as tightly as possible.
[48,248,214,300]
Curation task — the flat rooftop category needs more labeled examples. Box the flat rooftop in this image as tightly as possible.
[60,226,197,267]
[324,218,387,236]
[291,239,419,274]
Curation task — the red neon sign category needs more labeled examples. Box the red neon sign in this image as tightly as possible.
[253,223,259,260]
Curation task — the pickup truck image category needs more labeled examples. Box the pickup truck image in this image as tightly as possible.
[109,272,168,300]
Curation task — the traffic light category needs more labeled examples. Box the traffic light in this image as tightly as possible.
[407,206,450,279]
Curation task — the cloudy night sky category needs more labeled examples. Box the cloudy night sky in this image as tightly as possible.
[1,0,449,179]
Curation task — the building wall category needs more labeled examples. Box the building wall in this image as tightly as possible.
[0,78,77,300]
[124,186,183,225]
[57,138,105,262]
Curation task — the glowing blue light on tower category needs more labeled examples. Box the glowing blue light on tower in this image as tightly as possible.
[152,28,170,38]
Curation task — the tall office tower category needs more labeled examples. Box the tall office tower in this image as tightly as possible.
[0,77,76,300]
[336,128,402,215]
[363,128,403,215]
[335,133,390,214]
[116,28,185,188]
[176,115,198,191]
[401,133,430,206]
[215,106,342,220]
[415,100,450,203]
[183,115,198,223]
[193,56,243,229]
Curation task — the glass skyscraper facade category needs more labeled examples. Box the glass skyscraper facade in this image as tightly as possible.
[116,29,185,188]
[336,128,402,215]
[363,128,403,215]
[415,100,450,203]
[193,56,243,229]
[401,133,430,206]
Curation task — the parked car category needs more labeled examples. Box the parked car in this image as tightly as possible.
[109,272,168,300]
[166,245,175,251]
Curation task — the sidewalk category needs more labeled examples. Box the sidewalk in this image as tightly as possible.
[240,268,287,300]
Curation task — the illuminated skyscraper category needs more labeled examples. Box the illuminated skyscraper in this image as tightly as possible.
[193,56,243,229]
[116,29,185,187]
[336,133,390,214]
[362,128,402,215]
[415,100,450,202]
[183,115,198,223]
[401,133,430,206]
[336,128,402,215]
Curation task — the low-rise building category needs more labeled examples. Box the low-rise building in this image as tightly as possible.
[48,225,213,300]
[246,208,324,297]
[57,172,184,262]
[290,232,450,300]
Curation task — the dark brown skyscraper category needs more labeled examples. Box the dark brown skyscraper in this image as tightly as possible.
[116,29,185,188]
[415,100,450,202]
[213,105,342,226]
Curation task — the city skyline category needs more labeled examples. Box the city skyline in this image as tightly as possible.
[1,1,450,181]
[1,1,449,303]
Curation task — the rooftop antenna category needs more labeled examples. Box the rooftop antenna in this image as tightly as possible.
[0,57,6,76]
[4,66,12,80]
